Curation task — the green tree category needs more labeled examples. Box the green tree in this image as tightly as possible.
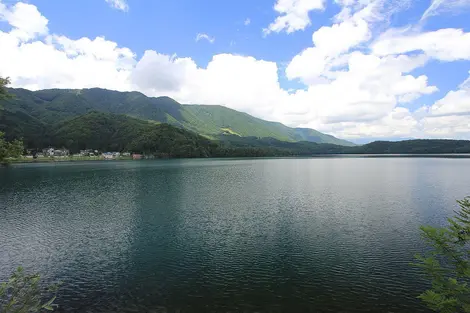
[0,132,23,164]
[0,77,12,102]
[414,197,470,313]
[0,267,59,313]
[0,78,23,163]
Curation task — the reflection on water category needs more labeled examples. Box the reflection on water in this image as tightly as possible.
[1,158,470,312]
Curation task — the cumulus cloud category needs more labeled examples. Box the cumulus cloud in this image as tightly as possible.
[105,0,129,12]
[195,33,215,43]
[130,53,289,120]
[284,52,436,129]
[426,72,470,117]
[286,17,371,83]
[0,2,48,40]
[0,2,134,91]
[406,73,470,139]
[244,18,251,26]
[130,51,196,93]
[0,0,469,140]
[280,0,436,134]
[264,0,326,34]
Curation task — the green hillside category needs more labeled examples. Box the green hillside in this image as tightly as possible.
[2,87,354,146]
[5,110,341,157]
[50,111,218,157]
[181,105,353,146]
[2,105,470,157]
[3,88,470,156]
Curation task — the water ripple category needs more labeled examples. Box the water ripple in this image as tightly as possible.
[1,158,469,312]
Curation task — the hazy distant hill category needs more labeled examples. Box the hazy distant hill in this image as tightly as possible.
[1,87,354,146]
[348,139,470,154]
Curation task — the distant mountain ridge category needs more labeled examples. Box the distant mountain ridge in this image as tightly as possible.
[1,104,470,156]
[1,87,354,146]
[5,110,469,157]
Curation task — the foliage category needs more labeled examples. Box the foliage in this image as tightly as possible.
[0,132,23,164]
[48,112,219,157]
[51,111,151,152]
[413,198,470,313]
[0,77,24,162]
[0,267,59,313]
[0,77,12,102]
[0,87,353,146]
[128,123,218,158]
[215,135,346,156]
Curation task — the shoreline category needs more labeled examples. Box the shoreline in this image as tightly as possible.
[9,156,134,164]
[6,153,470,165]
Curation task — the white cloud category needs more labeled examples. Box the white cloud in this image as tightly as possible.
[286,17,371,83]
[264,0,326,35]
[333,0,412,25]
[131,53,289,119]
[372,28,470,61]
[195,33,215,43]
[0,2,48,40]
[0,2,134,91]
[410,73,470,139]
[285,0,416,83]
[421,0,470,21]
[105,0,129,12]
[131,51,196,93]
[281,0,436,135]
[429,89,470,117]
[426,72,470,117]
[0,0,469,140]
[285,52,436,128]
[244,18,251,26]
[316,107,419,139]
[420,115,470,138]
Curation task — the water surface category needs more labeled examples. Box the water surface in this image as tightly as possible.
[1,158,469,312]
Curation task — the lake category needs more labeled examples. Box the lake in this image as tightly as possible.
[1,157,470,312]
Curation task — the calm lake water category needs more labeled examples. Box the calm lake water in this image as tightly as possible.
[1,158,470,313]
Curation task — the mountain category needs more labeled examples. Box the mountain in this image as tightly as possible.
[349,140,470,154]
[3,88,469,156]
[1,87,354,146]
[181,105,354,146]
[12,110,336,157]
[2,105,470,156]
[219,136,470,154]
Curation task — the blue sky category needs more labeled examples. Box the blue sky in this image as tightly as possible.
[0,0,469,141]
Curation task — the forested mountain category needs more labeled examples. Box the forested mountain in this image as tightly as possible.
[350,140,470,154]
[47,112,470,156]
[1,88,470,157]
[7,111,335,157]
[42,112,218,157]
[219,137,470,155]
[1,87,354,146]
[182,105,354,146]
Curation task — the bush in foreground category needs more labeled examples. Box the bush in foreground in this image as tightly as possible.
[0,267,59,313]
[414,197,470,313]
